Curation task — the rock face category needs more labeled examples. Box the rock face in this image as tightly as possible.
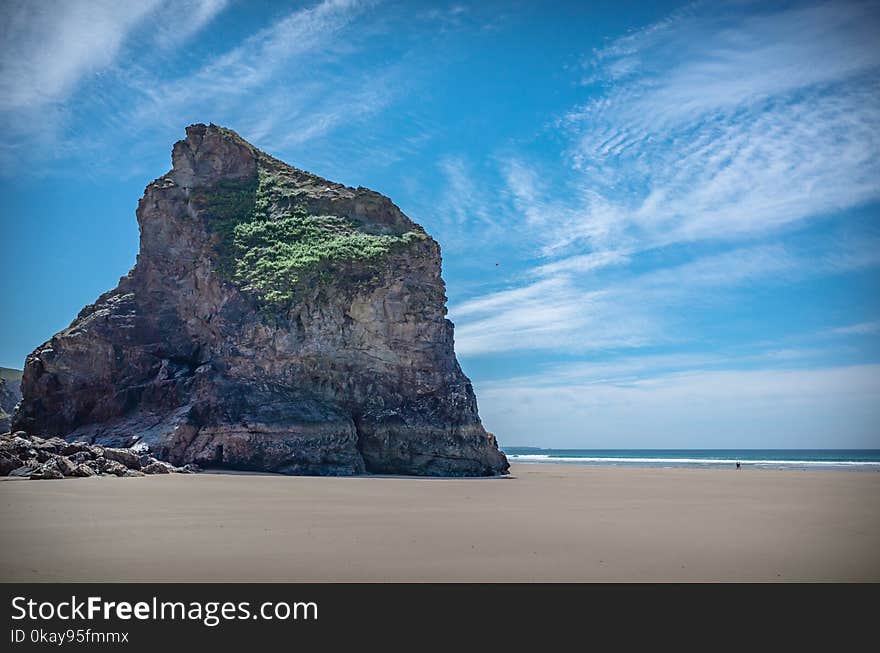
[0,368,22,433]
[13,124,508,477]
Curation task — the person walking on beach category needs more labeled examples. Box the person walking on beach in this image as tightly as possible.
[736,461,741,470]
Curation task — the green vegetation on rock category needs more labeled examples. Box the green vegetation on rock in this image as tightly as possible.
[194,164,425,307]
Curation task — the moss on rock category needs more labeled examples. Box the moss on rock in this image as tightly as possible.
[193,162,424,308]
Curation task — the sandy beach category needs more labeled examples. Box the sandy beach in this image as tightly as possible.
[2,463,878,582]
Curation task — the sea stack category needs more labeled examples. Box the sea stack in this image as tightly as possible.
[12,124,509,477]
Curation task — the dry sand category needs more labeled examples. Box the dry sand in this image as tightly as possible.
[2,463,879,582]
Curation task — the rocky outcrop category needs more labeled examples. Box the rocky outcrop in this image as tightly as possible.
[0,431,195,479]
[13,124,508,477]
[0,368,22,433]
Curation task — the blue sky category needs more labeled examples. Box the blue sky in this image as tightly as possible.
[1,0,879,448]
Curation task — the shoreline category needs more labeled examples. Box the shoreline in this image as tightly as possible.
[508,462,880,472]
[5,458,878,482]
[2,463,878,582]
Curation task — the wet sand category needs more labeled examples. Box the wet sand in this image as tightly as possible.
[2,463,878,582]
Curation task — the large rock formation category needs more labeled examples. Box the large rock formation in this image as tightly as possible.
[13,124,508,477]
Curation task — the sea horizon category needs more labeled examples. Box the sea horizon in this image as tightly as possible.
[502,447,880,471]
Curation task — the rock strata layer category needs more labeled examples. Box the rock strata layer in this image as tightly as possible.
[13,124,509,477]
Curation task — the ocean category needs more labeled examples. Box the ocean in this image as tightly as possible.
[502,448,880,471]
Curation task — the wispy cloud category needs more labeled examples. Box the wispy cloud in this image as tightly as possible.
[487,346,834,390]
[454,1,880,357]
[153,0,231,50]
[0,0,161,110]
[450,275,658,356]
[125,0,375,135]
[554,0,880,254]
[489,1,880,260]
[0,0,229,110]
[532,250,630,277]
[437,156,499,229]
[142,0,365,104]
[452,235,880,356]
[0,0,390,175]
[833,321,880,336]
[479,363,880,448]
[0,0,233,174]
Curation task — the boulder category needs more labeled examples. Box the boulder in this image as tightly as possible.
[95,457,128,477]
[61,441,92,457]
[44,437,67,452]
[142,461,172,475]
[9,437,33,455]
[9,463,38,477]
[54,455,78,477]
[70,463,96,478]
[68,451,94,464]
[29,460,64,480]
[0,452,21,476]
[35,448,55,463]
[103,447,142,470]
